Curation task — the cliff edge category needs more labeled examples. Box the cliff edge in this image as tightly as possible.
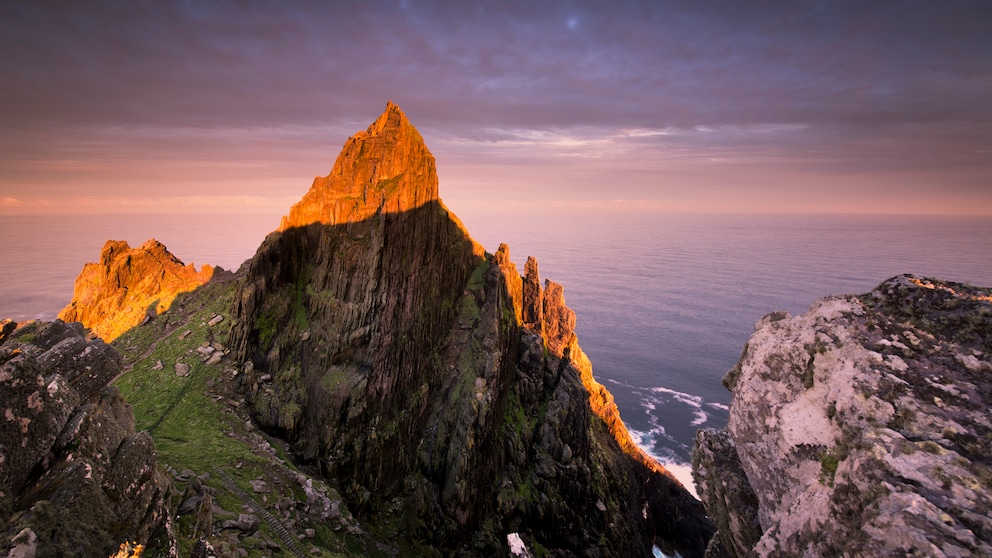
[693,275,992,557]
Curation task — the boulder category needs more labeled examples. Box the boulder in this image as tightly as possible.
[189,539,217,558]
[221,514,259,533]
[693,275,992,556]
[0,320,170,557]
[5,528,36,558]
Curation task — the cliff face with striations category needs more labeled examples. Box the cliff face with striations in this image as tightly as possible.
[59,239,214,342]
[693,275,992,557]
[0,319,170,557]
[230,102,712,556]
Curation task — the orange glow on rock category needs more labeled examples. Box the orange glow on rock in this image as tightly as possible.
[59,239,214,342]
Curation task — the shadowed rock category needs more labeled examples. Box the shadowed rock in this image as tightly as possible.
[0,320,169,557]
[230,102,711,556]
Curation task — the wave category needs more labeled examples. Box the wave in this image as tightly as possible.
[628,426,698,499]
[606,378,724,433]
[603,377,735,499]
[648,386,710,426]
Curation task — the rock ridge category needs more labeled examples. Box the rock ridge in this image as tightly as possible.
[37,101,711,556]
[507,248,681,480]
[693,274,992,557]
[59,239,214,342]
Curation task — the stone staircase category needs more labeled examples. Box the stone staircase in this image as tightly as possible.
[213,467,308,558]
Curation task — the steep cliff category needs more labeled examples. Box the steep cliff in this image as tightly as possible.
[0,319,170,557]
[693,275,992,557]
[230,102,712,556]
[59,239,214,342]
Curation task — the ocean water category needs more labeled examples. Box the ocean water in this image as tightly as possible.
[458,210,992,491]
[2,211,991,492]
[0,213,275,321]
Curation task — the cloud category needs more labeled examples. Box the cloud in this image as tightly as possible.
[3,1,990,132]
[0,1,990,214]
[69,195,299,212]
[0,197,53,208]
[0,194,298,215]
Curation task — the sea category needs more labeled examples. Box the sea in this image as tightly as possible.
[2,211,991,495]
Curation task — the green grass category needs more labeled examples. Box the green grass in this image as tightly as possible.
[460,295,480,324]
[254,310,277,350]
[819,449,840,486]
[114,281,262,476]
[466,259,488,292]
[15,332,36,344]
[110,274,386,556]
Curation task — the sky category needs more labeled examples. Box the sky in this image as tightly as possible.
[1,0,991,216]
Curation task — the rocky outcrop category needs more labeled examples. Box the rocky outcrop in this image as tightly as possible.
[231,102,711,556]
[0,319,170,557]
[693,275,992,557]
[59,239,215,342]
[279,100,439,230]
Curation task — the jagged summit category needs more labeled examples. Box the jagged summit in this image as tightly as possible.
[230,105,711,555]
[59,239,214,342]
[279,101,440,230]
[42,104,711,556]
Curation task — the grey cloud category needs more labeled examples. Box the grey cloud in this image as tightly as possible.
[4,1,990,130]
[1,0,991,211]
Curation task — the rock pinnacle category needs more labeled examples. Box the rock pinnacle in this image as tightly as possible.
[279,101,439,230]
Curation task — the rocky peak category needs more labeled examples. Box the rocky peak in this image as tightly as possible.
[505,247,679,480]
[59,239,214,342]
[279,101,439,230]
[231,106,710,556]
[521,256,543,330]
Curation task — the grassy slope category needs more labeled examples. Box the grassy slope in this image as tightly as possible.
[112,277,383,557]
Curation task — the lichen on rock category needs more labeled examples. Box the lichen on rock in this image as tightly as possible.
[0,319,170,557]
[693,274,992,557]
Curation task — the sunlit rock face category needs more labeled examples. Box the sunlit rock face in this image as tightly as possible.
[693,275,992,557]
[59,239,213,342]
[231,102,713,557]
[0,319,169,557]
[279,101,439,230]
